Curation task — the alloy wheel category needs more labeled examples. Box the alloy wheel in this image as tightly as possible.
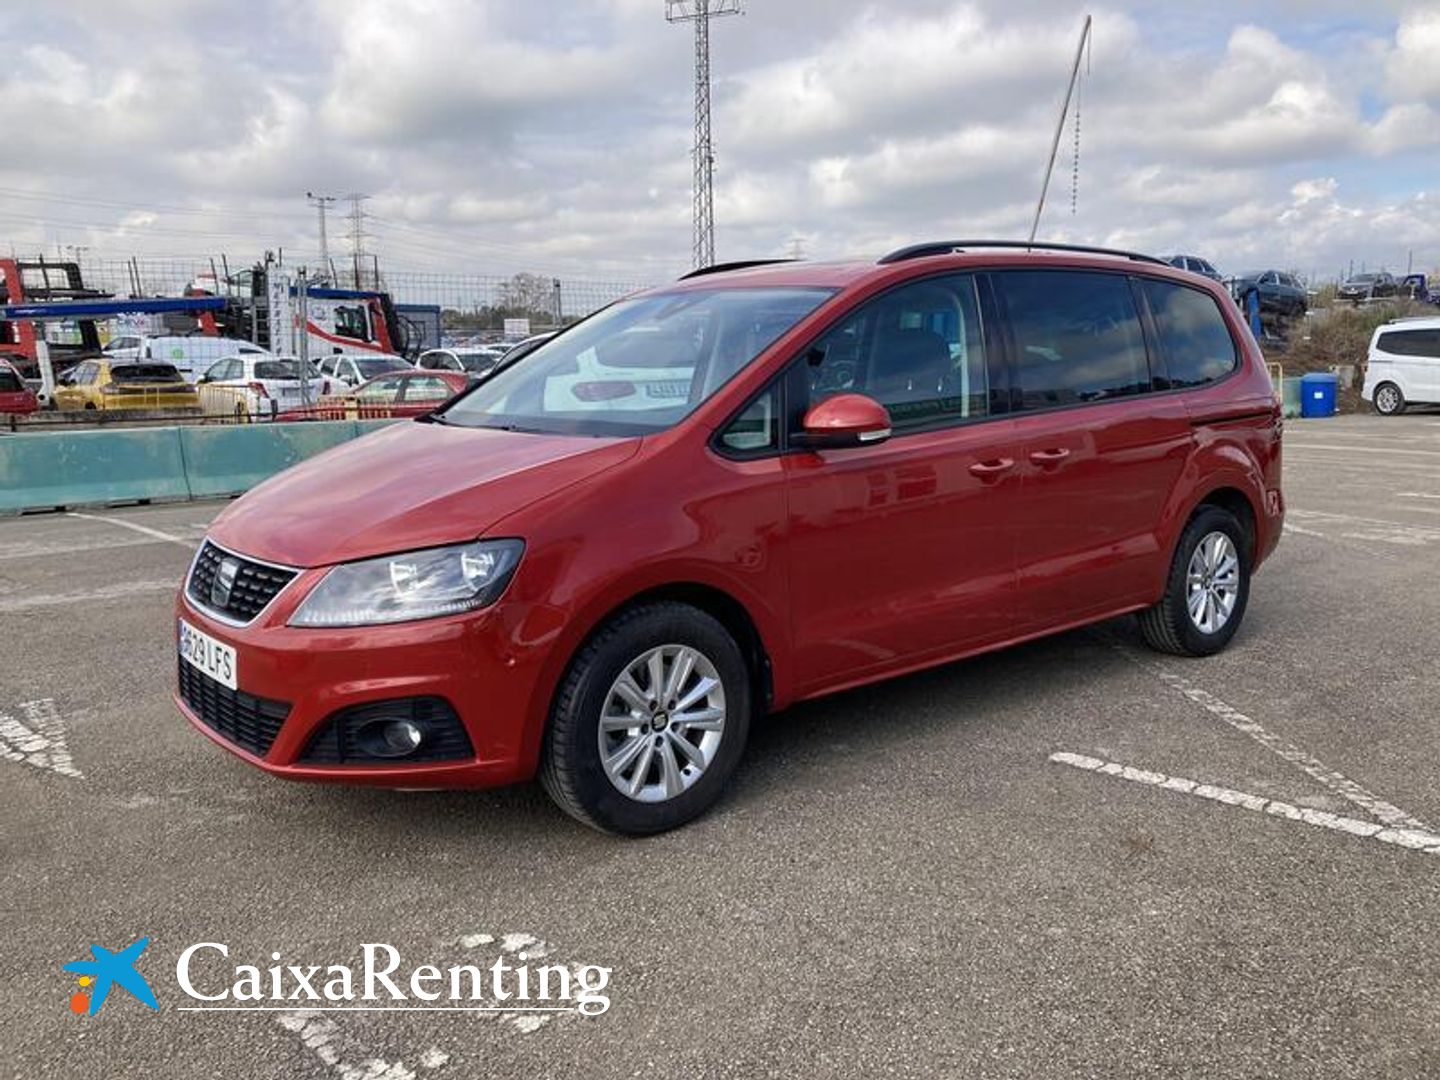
[1185,531,1240,635]
[598,644,726,803]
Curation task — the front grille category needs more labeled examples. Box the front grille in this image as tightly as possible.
[178,659,291,757]
[301,697,473,764]
[187,541,297,624]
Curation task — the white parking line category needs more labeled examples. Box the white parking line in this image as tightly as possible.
[1050,752,1440,856]
[0,581,176,613]
[65,511,198,549]
[1111,644,1432,832]
[0,699,82,779]
[1284,444,1440,456]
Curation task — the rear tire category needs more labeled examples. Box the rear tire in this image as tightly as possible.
[540,602,751,835]
[1139,505,1251,657]
[1373,382,1405,416]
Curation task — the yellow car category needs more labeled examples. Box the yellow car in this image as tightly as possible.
[53,359,200,412]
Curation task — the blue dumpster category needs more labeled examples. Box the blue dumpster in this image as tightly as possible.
[1300,372,1338,418]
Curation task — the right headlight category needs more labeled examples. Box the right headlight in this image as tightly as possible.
[289,539,524,627]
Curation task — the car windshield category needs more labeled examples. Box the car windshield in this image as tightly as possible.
[255,360,309,380]
[112,363,183,383]
[354,357,409,378]
[1348,274,1377,283]
[441,287,835,436]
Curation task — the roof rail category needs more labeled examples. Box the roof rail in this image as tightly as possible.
[877,240,1167,267]
[679,258,797,280]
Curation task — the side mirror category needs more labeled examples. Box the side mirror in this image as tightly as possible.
[793,393,892,450]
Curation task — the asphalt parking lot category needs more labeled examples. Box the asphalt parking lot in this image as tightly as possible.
[4,411,1440,1079]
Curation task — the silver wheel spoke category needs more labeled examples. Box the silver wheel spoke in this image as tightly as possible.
[604,734,647,774]
[658,738,684,799]
[612,672,649,713]
[675,675,719,713]
[600,713,641,733]
[664,648,696,704]
[667,730,706,769]
[675,706,724,730]
[627,740,656,797]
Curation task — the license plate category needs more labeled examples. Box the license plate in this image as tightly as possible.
[179,618,238,690]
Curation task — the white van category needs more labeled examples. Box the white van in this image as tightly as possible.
[104,335,271,383]
[1363,317,1440,415]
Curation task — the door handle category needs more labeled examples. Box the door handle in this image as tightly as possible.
[968,458,1015,479]
[1028,447,1071,466]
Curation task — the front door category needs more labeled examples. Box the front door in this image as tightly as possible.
[781,273,1021,693]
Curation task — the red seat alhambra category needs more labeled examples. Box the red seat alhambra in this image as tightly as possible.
[175,241,1284,834]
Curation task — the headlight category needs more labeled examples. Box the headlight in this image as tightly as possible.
[289,540,524,627]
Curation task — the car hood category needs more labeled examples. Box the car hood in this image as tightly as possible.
[209,420,639,567]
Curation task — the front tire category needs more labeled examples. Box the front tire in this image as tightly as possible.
[540,602,752,835]
[1373,382,1405,416]
[1139,506,1251,657]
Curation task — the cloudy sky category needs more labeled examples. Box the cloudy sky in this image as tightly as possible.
[1,0,1436,286]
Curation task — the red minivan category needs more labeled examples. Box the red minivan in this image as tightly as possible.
[175,242,1284,834]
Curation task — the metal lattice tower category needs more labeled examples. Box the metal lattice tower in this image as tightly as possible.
[344,193,370,288]
[306,192,337,270]
[666,0,742,270]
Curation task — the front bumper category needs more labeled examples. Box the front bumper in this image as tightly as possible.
[173,578,549,788]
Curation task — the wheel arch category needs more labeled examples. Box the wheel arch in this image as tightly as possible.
[518,574,781,777]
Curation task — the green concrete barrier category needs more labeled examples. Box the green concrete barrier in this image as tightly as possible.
[178,422,360,499]
[1280,377,1302,419]
[0,417,404,514]
[0,426,189,513]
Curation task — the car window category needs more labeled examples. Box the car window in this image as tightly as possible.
[443,287,834,437]
[995,270,1151,410]
[402,375,456,402]
[76,362,98,385]
[719,383,780,453]
[1197,259,1217,275]
[203,360,227,381]
[0,367,21,392]
[1376,329,1440,358]
[1260,272,1277,285]
[1141,280,1238,389]
[113,363,183,383]
[799,274,989,432]
[255,360,304,380]
[356,375,406,402]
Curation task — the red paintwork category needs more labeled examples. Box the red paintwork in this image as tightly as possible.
[800,392,892,438]
[175,250,1284,789]
[0,361,38,415]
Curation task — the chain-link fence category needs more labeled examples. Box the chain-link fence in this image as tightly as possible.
[70,256,654,322]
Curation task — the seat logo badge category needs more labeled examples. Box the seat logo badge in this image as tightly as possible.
[211,558,241,608]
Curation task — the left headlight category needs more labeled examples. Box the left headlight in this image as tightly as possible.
[289,540,524,627]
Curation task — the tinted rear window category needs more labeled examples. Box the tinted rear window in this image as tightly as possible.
[255,360,305,380]
[1376,329,1440,358]
[0,368,22,392]
[112,364,183,383]
[995,270,1151,409]
[1141,279,1238,389]
[357,358,410,378]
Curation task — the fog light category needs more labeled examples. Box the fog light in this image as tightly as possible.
[357,719,424,759]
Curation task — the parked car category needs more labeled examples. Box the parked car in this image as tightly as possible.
[1362,316,1440,415]
[0,358,39,415]
[1337,272,1398,304]
[175,241,1284,835]
[1164,254,1223,282]
[53,360,199,411]
[1230,270,1308,318]
[275,370,470,421]
[197,355,329,420]
[1400,274,1440,306]
[417,346,509,377]
[105,335,271,382]
[315,352,412,389]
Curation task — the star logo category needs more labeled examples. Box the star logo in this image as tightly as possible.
[64,938,160,1016]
